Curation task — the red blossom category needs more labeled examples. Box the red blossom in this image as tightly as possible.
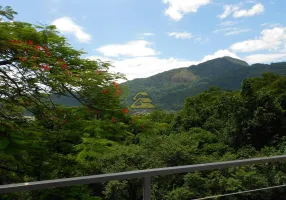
[115,90,121,96]
[102,89,109,94]
[28,40,33,45]
[43,45,48,52]
[35,45,41,50]
[111,117,116,123]
[11,40,21,44]
[122,108,129,114]
[32,56,37,60]
[46,51,52,57]
[40,64,50,71]
[61,63,68,69]
[19,57,27,62]
[113,82,119,88]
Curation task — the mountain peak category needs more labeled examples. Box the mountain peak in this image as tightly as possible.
[219,56,249,66]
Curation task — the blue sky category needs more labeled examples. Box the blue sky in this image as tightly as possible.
[2,0,286,81]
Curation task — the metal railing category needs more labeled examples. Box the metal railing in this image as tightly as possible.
[1,155,286,199]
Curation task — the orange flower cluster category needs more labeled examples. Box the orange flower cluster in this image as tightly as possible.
[113,82,119,87]
[102,89,109,94]
[42,45,52,57]
[113,82,122,97]
[19,57,27,62]
[10,40,33,45]
[34,45,41,50]
[40,64,50,71]
[61,63,68,69]
[10,39,52,57]
[122,107,129,114]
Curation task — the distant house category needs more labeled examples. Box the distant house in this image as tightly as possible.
[23,115,35,121]
[130,92,155,109]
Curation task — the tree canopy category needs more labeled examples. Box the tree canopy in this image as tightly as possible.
[1,5,286,200]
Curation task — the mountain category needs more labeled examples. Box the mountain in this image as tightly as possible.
[24,57,286,113]
[121,57,286,110]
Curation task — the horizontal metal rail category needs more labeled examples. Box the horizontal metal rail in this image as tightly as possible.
[1,155,286,199]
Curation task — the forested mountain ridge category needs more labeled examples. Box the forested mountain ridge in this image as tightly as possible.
[121,57,286,110]
[24,57,286,113]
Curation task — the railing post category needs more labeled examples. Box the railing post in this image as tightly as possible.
[143,176,151,200]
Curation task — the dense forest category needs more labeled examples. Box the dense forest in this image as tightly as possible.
[1,5,286,200]
[122,57,286,111]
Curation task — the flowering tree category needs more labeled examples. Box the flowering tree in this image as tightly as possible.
[0,5,132,199]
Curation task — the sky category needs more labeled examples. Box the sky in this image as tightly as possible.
[2,0,286,81]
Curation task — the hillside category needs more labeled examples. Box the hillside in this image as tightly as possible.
[121,57,286,110]
[33,57,286,112]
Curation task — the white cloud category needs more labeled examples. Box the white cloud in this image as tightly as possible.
[244,53,286,64]
[89,56,199,82]
[213,27,234,33]
[111,57,199,81]
[213,27,250,36]
[233,3,264,18]
[225,28,250,36]
[136,33,154,39]
[218,5,240,19]
[88,56,113,63]
[168,32,193,39]
[52,17,91,43]
[219,20,236,26]
[96,40,159,58]
[163,0,211,21]
[218,3,264,19]
[90,48,241,82]
[143,33,154,36]
[201,49,240,62]
[230,27,286,52]
[260,23,281,28]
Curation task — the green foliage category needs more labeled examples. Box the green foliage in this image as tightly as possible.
[122,57,286,111]
[1,4,286,200]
